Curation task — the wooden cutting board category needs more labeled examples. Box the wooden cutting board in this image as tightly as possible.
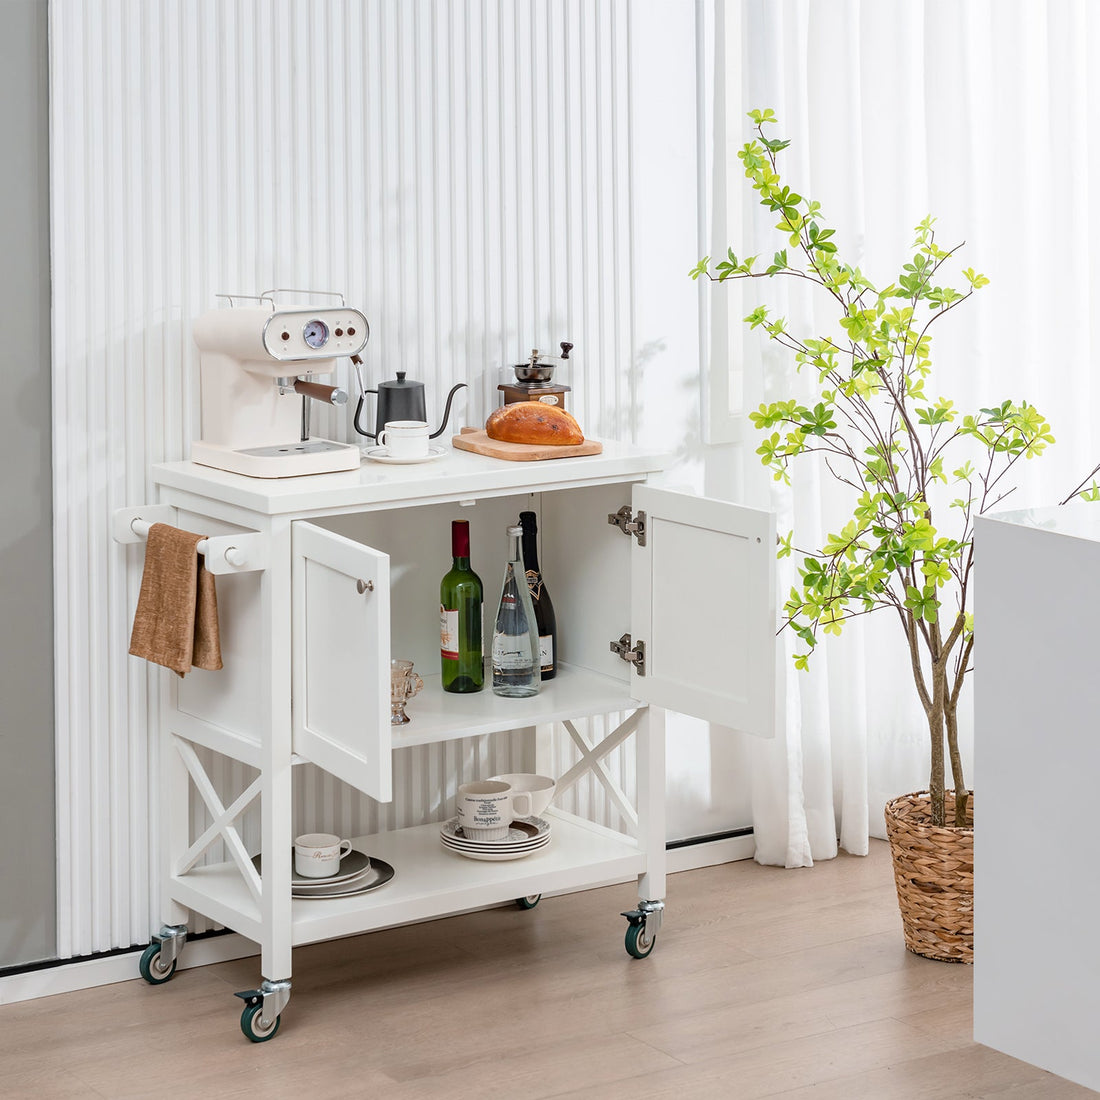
[452,428,603,462]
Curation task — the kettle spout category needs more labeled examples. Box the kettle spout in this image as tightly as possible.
[430,383,468,440]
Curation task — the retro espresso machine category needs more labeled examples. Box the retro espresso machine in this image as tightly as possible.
[191,292,369,478]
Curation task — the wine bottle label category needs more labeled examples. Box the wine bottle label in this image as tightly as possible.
[525,568,543,599]
[492,633,534,671]
[440,607,459,660]
[539,635,554,671]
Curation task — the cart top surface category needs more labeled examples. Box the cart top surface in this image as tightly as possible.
[153,437,666,517]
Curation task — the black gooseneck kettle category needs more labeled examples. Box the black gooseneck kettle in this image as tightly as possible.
[353,369,467,441]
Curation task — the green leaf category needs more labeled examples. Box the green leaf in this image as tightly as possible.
[904,584,940,623]
[921,558,952,587]
[748,108,778,125]
[744,306,770,329]
[963,267,990,289]
[689,256,710,280]
[798,402,838,437]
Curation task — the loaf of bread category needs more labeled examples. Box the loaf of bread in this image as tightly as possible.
[485,402,584,446]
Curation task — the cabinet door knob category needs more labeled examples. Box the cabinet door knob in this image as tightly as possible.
[356,579,374,594]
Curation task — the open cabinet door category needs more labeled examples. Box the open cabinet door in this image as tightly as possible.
[292,521,392,802]
[630,486,775,737]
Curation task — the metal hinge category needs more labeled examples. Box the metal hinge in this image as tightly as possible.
[608,506,646,545]
[610,633,646,676]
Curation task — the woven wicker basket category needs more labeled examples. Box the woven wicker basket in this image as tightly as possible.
[884,790,974,963]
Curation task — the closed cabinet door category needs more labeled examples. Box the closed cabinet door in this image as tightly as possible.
[629,486,775,738]
[291,521,392,802]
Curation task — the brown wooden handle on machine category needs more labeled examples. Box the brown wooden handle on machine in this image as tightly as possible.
[293,379,348,406]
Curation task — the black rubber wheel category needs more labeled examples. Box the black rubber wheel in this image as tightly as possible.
[240,1002,281,1042]
[515,894,542,910]
[625,922,656,959]
[138,942,177,985]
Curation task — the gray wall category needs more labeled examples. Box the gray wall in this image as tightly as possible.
[0,0,56,967]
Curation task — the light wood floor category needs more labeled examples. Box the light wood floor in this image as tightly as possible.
[0,839,1092,1099]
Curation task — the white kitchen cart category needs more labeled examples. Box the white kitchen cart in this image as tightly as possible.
[115,438,774,1042]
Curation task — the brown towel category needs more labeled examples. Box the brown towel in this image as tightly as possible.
[129,523,223,677]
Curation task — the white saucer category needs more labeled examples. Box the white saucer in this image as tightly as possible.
[292,858,395,898]
[441,831,551,852]
[253,848,372,887]
[440,817,551,846]
[441,838,550,858]
[363,446,447,465]
[440,816,552,862]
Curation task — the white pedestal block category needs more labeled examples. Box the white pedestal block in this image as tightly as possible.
[974,506,1100,1092]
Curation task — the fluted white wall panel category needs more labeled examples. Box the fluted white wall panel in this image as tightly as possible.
[51,0,638,957]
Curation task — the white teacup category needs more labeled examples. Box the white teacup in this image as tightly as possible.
[376,420,430,459]
[489,773,556,818]
[456,780,534,842]
[294,832,353,879]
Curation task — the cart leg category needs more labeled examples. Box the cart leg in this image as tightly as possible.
[621,706,666,959]
[162,661,192,933]
[248,519,295,1041]
[635,705,666,905]
[148,692,191,986]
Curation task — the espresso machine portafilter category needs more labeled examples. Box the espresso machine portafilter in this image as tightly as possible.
[190,291,369,478]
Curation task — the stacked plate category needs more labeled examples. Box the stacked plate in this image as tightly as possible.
[440,816,552,861]
[251,849,395,899]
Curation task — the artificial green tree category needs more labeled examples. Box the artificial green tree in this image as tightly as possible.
[694,110,1054,827]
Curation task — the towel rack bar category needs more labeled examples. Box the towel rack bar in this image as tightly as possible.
[127,518,246,567]
[112,507,267,575]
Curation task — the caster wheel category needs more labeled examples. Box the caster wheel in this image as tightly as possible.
[240,1002,281,1042]
[625,921,656,959]
[139,942,177,985]
[515,894,542,910]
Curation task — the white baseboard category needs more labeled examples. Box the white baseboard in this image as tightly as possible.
[0,934,257,1007]
[667,833,755,872]
[0,834,754,1006]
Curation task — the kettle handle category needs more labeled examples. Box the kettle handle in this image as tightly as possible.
[353,389,378,440]
[429,383,468,440]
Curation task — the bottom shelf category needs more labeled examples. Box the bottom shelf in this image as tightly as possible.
[171,813,646,947]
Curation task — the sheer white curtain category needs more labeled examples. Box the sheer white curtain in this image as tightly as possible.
[716,0,1100,865]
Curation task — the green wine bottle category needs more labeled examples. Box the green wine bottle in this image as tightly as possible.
[440,520,484,692]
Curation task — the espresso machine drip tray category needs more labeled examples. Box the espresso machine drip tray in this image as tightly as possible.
[239,440,352,459]
[192,437,363,478]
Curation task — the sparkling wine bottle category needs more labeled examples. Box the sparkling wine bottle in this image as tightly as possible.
[440,520,484,693]
[519,510,556,680]
[491,524,541,697]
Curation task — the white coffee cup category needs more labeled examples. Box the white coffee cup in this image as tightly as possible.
[456,780,534,842]
[376,420,430,459]
[489,773,556,817]
[294,832,353,879]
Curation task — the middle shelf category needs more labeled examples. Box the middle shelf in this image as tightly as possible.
[389,662,638,746]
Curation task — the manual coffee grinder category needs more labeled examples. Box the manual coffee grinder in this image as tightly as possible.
[497,342,573,410]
